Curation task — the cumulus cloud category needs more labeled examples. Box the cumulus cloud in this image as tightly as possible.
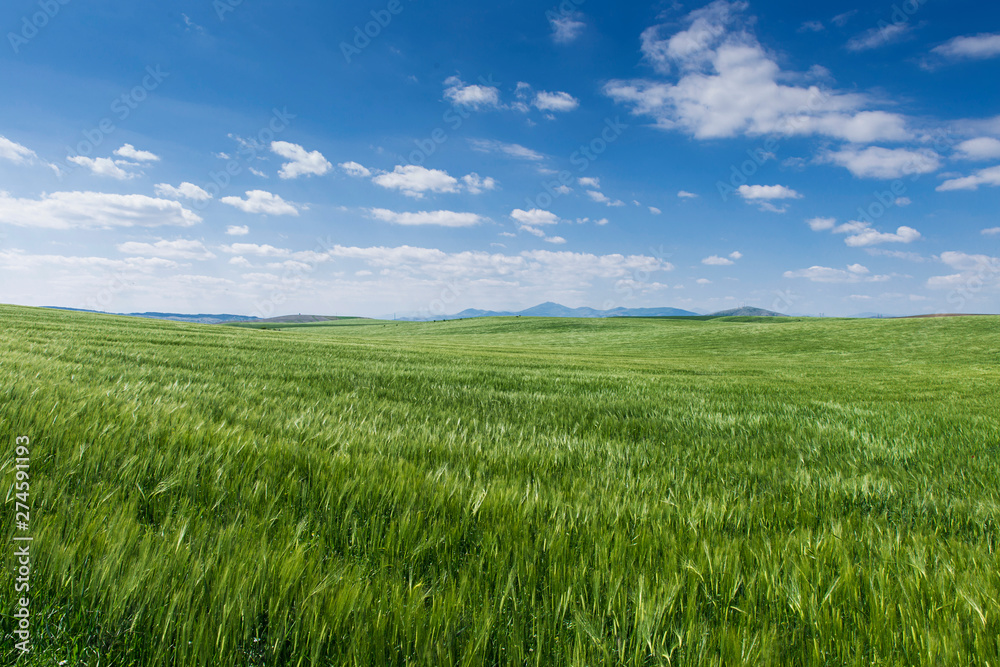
[0,191,201,230]
[114,144,160,162]
[339,161,372,177]
[219,243,292,258]
[932,32,1000,61]
[533,91,580,112]
[0,136,38,164]
[937,165,1000,191]
[784,263,889,283]
[842,224,922,247]
[822,147,941,179]
[586,190,625,207]
[737,184,802,200]
[469,139,544,161]
[220,190,299,216]
[511,208,560,226]
[926,251,1000,289]
[271,141,332,179]
[117,239,216,260]
[983,227,1000,236]
[226,225,250,236]
[368,208,486,227]
[154,182,212,201]
[807,216,837,231]
[443,76,501,109]
[372,165,460,197]
[677,190,698,199]
[605,1,910,143]
[737,184,802,212]
[954,137,1000,161]
[461,173,497,194]
[578,177,600,188]
[702,255,734,266]
[67,156,138,180]
[550,13,586,44]
[649,206,662,214]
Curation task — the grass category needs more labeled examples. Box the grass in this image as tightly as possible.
[1,304,998,666]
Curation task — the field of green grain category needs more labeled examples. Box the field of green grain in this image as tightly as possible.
[1,304,998,666]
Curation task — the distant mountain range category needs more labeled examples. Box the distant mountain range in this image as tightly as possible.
[43,303,791,324]
[399,302,789,321]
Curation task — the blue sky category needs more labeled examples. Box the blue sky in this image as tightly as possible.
[1,0,998,317]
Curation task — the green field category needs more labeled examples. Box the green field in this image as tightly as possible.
[1,304,998,666]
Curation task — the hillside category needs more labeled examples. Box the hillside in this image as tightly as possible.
[2,305,998,665]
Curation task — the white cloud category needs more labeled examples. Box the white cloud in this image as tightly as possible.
[932,33,1000,61]
[339,161,372,177]
[595,218,609,225]
[154,182,212,201]
[0,136,38,164]
[372,165,460,198]
[511,208,560,225]
[220,190,299,216]
[550,13,586,44]
[677,190,698,199]
[219,243,292,258]
[461,173,497,194]
[605,1,910,143]
[846,23,913,52]
[114,144,159,162]
[578,177,600,188]
[729,251,743,260]
[955,137,1000,160]
[649,206,662,214]
[927,251,1000,289]
[843,225,922,247]
[895,197,912,206]
[807,216,836,231]
[226,225,250,236]
[468,139,544,161]
[696,278,713,285]
[117,239,216,260]
[67,156,138,180]
[0,191,200,229]
[545,236,567,244]
[702,255,734,266]
[443,76,501,109]
[586,190,624,207]
[799,21,825,33]
[784,263,889,283]
[368,208,486,227]
[937,165,1000,191]
[737,184,802,200]
[983,227,1000,236]
[534,91,580,112]
[271,141,332,179]
[822,147,941,179]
